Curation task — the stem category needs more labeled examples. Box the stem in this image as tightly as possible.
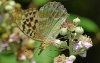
[68,32,73,55]
[0,3,5,22]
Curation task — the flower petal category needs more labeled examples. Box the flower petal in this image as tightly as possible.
[83,42,92,49]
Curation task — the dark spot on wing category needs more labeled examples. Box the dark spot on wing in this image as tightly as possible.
[35,20,38,24]
[23,21,31,27]
[26,19,29,22]
[22,21,26,31]
[25,14,28,17]
[22,24,25,31]
[30,31,33,36]
[29,12,32,15]
[23,21,26,24]
[32,25,36,30]
[30,17,33,21]
[27,29,31,34]
[33,12,36,14]
[27,23,31,27]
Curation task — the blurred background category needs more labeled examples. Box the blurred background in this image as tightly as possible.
[0,0,100,63]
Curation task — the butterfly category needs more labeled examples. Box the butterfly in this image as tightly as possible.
[12,1,69,55]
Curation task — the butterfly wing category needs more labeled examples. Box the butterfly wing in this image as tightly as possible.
[12,8,42,42]
[13,1,68,43]
[38,2,69,42]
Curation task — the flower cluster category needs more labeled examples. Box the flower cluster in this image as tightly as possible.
[0,0,36,63]
[0,0,21,12]
[53,17,93,63]
[54,54,76,63]
[0,0,21,53]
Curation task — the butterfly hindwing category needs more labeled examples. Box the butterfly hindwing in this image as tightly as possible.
[38,1,69,42]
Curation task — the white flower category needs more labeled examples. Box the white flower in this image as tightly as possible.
[2,23,6,27]
[9,33,19,42]
[29,39,35,43]
[76,35,92,45]
[73,41,83,51]
[66,58,73,63]
[0,1,2,6]
[30,59,36,63]
[54,54,66,63]
[0,49,2,52]
[9,0,16,6]
[83,42,92,49]
[19,55,26,60]
[5,5,14,11]
[73,35,92,51]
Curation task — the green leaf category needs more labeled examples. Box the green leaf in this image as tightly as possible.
[33,42,60,63]
[0,51,29,63]
[68,14,100,33]
[33,0,51,6]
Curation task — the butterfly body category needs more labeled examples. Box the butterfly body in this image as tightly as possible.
[13,1,69,55]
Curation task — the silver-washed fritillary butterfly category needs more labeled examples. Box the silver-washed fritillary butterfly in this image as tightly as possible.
[12,1,69,55]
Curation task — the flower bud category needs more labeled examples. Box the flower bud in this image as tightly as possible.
[1,33,9,39]
[14,3,21,9]
[73,17,80,25]
[60,41,67,48]
[75,27,84,34]
[60,28,67,36]
[26,39,35,50]
[53,39,62,47]
[69,55,76,61]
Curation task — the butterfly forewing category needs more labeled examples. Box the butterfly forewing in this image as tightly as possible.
[13,8,42,41]
[38,2,69,42]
